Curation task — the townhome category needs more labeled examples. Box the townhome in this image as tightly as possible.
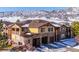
[28,20,55,47]
[7,21,31,46]
[60,23,73,39]
[2,21,13,36]
[5,19,73,48]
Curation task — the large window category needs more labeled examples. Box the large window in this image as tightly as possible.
[18,42,22,45]
[22,28,24,31]
[41,28,45,32]
[12,28,15,31]
[61,27,66,33]
[48,28,53,32]
[16,28,19,31]
[28,40,30,43]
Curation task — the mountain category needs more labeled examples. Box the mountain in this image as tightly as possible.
[0,7,79,22]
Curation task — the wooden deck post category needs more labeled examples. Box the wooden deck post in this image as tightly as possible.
[70,28,73,38]
[40,36,42,46]
[29,37,33,47]
[48,36,50,44]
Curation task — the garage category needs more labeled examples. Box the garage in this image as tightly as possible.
[49,36,54,43]
[42,36,48,44]
[32,38,40,47]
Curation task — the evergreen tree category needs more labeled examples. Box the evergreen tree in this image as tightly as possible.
[71,21,79,36]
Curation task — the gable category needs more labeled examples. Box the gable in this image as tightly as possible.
[3,24,7,27]
[61,25,67,27]
[39,23,53,28]
[11,24,21,29]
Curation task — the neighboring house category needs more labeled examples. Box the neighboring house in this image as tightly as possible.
[60,23,73,39]
[6,20,32,46]
[2,21,13,36]
[5,19,73,47]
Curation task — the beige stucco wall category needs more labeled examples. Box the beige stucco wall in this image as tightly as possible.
[11,24,22,35]
[11,33,28,45]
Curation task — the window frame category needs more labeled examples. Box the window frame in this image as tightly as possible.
[12,28,15,31]
[48,27,53,32]
[16,28,19,31]
[41,28,45,32]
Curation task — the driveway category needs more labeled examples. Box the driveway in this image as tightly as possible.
[35,38,77,52]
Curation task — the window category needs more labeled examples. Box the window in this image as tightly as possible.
[6,28,7,30]
[51,28,53,31]
[4,28,7,30]
[4,28,5,29]
[12,28,15,31]
[48,28,53,32]
[41,28,45,32]
[62,27,65,30]
[16,28,19,31]
[28,40,30,43]
[18,42,22,45]
[22,28,24,31]
[61,27,66,34]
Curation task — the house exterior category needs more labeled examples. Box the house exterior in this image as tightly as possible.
[60,23,73,39]
[28,20,55,47]
[4,19,73,47]
[2,21,13,36]
[6,23,29,46]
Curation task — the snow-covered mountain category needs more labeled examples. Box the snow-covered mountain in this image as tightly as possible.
[0,7,79,23]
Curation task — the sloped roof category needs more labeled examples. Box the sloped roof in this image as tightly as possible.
[51,22,70,27]
[29,19,50,28]
[51,22,61,27]
[22,24,29,27]
[60,23,70,27]
[15,20,32,27]
[21,20,32,25]
[8,20,32,28]
[52,23,60,27]
[3,21,13,26]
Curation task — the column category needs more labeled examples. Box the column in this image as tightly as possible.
[70,28,73,38]
[30,37,33,47]
[48,36,50,44]
[40,36,42,46]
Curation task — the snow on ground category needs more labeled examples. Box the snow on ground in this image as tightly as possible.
[35,38,77,52]
[73,45,79,49]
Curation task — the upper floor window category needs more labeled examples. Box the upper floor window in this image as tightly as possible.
[48,28,53,32]
[12,28,15,31]
[18,42,22,45]
[6,28,7,30]
[3,28,7,30]
[16,28,19,31]
[61,27,66,33]
[41,28,45,32]
[28,40,30,43]
[22,28,24,31]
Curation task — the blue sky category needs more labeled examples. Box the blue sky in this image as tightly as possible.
[0,7,66,12]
